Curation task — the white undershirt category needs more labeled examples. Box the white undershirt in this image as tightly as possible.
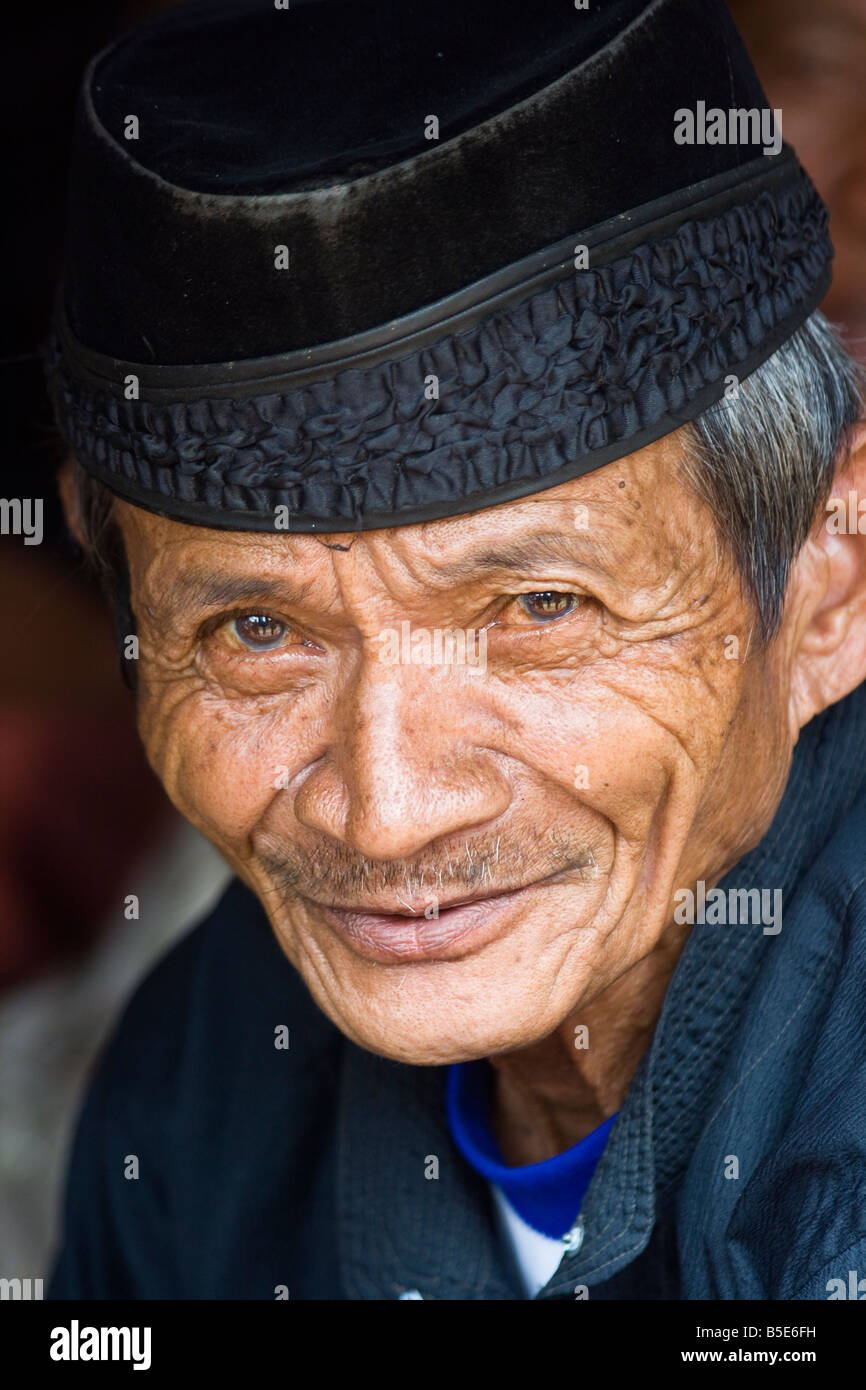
[490,1184,567,1298]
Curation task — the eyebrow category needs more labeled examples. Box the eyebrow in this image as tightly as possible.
[428,528,612,581]
[159,528,610,620]
[161,571,313,622]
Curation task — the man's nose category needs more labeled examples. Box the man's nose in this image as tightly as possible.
[293,659,512,861]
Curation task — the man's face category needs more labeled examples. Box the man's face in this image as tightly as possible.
[117,432,798,1064]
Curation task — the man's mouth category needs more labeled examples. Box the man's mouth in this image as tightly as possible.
[311,873,569,963]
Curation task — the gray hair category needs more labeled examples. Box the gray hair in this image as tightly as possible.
[69,307,864,649]
[681,310,864,640]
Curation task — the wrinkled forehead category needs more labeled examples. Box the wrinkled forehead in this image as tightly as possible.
[114,432,720,613]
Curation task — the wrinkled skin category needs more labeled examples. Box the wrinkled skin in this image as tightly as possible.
[66,425,866,1162]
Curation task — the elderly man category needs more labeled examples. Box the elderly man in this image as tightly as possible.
[46,0,866,1301]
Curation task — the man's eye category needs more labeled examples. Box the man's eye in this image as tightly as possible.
[513,591,583,623]
[228,613,289,650]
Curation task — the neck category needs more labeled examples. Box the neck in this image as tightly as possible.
[488,919,691,1166]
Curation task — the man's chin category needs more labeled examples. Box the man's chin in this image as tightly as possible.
[289,947,593,1068]
[266,876,617,1061]
[317,1005,545,1069]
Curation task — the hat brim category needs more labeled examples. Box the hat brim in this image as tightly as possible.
[47,148,832,532]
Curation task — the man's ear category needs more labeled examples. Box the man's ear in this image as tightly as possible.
[57,456,85,548]
[788,422,866,733]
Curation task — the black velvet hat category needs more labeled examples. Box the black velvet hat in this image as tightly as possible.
[47,0,833,533]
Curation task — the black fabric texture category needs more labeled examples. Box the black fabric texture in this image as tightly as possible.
[47,167,832,532]
[62,0,770,363]
[93,0,652,194]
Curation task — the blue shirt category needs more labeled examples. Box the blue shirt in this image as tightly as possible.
[446,1058,617,1239]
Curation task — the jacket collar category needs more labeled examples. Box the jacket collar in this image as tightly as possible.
[336,1044,524,1299]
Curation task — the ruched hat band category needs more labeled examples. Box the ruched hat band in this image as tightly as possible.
[47,151,831,532]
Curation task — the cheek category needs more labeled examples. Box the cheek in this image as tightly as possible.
[140,688,310,849]
[492,645,741,835]
[136,636,743,861]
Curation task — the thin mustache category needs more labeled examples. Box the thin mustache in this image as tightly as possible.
[314,869,586,916]
[255,834,596,912]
